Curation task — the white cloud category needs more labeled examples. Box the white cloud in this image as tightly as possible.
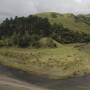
[0,0,90,20]
[75,0,83,3]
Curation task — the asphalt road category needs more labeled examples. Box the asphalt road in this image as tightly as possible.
[1,65,90,90]
[0,76,49,90]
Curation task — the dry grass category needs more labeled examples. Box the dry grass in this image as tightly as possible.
[0,44,90,79]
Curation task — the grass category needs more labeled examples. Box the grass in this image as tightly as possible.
[0,43,90,79]
[38,37,61,48]
[36,12,90,34]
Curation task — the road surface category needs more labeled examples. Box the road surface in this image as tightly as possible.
[0,76,49,90]
[1,65,90,90]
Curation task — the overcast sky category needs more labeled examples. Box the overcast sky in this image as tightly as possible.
[0,0,90,20]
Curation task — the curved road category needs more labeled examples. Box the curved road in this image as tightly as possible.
[0,65,50,90]
[0,76,49,90]
[1,65,90,90]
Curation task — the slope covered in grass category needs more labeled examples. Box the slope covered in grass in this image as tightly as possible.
[36,12,90,34]
[37,37,61,48]
[0,44,90,79]
[77,14,90,26]
[0,12,90,48]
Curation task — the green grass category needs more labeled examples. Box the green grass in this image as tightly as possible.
[38,37,61,48]
[36,12,90,34]
[0,43,90,79]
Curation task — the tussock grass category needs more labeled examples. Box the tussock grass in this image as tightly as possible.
[0,44,90,79]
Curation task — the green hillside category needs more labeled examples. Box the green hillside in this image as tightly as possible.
[1,13,90,47]
[36,12,90,34]
[37,37,62,48]
[0,12,90,80]
[77,14,90,26]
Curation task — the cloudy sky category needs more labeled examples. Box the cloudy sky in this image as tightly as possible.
[0,0,90,20]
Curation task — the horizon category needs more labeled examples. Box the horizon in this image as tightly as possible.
[0,11,90,23]
[0,0,90,21]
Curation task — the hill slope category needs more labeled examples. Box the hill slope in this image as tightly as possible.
[77,14,90,26]
[0,12,90,47]
[0,43,90,79]
[36,12,90,34]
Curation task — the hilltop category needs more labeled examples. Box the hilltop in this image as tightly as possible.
[36,12,90,34]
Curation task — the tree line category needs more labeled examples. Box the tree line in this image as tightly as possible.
[0,15,90,47]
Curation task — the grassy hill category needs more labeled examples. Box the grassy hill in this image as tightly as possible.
[36,12,90,34]
[77,14,90,26]
[0,12,90,80]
